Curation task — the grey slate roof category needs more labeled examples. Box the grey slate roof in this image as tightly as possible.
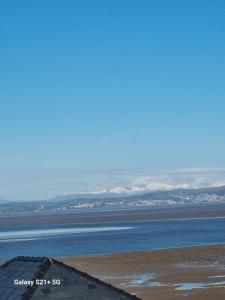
[0,256,142,300]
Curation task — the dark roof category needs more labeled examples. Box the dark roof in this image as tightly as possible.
[0,256,142,300]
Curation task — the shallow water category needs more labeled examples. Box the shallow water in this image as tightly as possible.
[0,216,225,260]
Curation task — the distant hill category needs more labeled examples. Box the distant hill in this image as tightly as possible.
[0,186,225,214]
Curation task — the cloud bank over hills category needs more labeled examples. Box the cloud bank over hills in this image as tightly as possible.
[89,168,225,196]
[0,166,225,202]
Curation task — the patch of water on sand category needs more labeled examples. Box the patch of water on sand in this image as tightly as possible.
[120,280,169,288]
[133,274,156,285]
[117,274,158,288]
[175,281,225,291]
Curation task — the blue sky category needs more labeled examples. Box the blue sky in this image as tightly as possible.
[0,0,225,200]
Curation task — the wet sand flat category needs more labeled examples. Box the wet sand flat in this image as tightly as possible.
[62,245,225,300]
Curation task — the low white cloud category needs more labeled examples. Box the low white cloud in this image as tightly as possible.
[89,169,225,196]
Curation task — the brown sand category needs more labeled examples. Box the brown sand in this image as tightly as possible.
[62,245,225,300]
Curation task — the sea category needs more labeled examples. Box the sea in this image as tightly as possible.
[0,212,225,261]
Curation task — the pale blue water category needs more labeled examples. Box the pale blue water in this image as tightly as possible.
[0,216,225,260]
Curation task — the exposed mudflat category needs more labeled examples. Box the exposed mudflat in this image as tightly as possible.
[62,244,225,300]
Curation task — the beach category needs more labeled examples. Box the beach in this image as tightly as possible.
[62,245,225,300]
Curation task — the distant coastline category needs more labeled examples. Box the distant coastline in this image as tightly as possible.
[1,186,225,215]
[1,202,225,227]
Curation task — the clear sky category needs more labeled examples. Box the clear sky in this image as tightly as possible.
[0,0,225,200]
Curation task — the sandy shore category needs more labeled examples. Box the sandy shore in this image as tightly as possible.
[61,245,225,300]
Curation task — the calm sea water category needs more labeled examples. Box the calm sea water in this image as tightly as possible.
[1,216,225,261]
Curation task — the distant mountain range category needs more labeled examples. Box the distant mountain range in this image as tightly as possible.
[1,186,225,214]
